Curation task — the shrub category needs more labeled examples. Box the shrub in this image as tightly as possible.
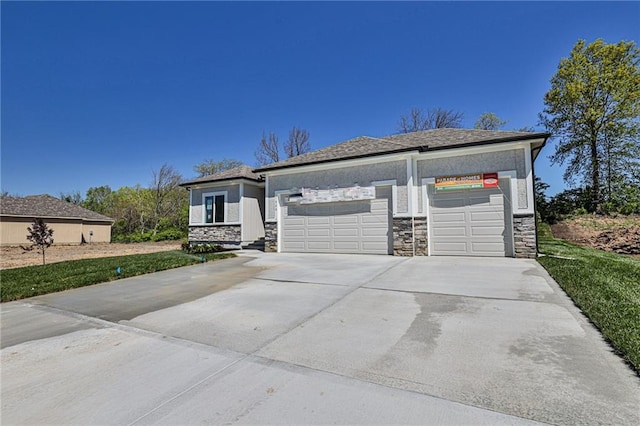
[150,228,186,242]
[181,243,223,254]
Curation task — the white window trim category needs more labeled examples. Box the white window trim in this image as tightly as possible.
[202,190,228,225]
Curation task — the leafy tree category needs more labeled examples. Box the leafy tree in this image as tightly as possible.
[193,158,243,177]
[255,127,312,166]
[21,218,54,265]
[474,112,507,130]
[59,191,83,205]
[539,39,640,212]
[397,107,464,133]
[534,177,551,222]
[83,185,113,214]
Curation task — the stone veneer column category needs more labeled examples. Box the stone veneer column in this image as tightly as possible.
[188,225,241,244]
[513,215,537,258]
[264,222,277,252]
[392,217,428,256]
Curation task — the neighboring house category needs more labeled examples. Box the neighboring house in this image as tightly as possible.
[186,128,549,258]
[180,165,266,248]
[0,194,114,245]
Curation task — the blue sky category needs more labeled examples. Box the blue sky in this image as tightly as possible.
[2,1,638,197]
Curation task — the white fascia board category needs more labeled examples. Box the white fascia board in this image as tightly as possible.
[188,178,264,191]
[415,140,542,161]
[261,152,418,177]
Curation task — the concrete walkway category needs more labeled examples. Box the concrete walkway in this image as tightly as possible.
[1,252,638,425]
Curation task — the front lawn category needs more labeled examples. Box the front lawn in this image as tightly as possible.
[0,251,235,302]
[537,235,640,372]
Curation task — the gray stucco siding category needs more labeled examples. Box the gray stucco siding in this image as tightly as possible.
[266,160,408,220]
[416,149,528,212]
[190,184,240,223]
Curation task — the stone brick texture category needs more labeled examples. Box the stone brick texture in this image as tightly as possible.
[189,225,241,244]
[264,222,277,252]
[513,215,537,258]
[392,217,428,256]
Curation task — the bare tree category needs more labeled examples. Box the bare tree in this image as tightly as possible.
[59,191,83,205]
[193,158,243,177]
[397,107,464,133]
[150,164,183,234]
[255,132,281,166]
[284,126,311,158]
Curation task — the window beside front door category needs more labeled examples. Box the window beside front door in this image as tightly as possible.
[204,193,225,223]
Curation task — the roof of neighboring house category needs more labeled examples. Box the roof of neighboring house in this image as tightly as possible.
[180,165,263,187]
[254,128,550,172]
[0,195,114,222]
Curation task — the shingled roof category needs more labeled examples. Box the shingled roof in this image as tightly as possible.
[0,195,113,222]
[254,128,549,172]
[180,165,263,187]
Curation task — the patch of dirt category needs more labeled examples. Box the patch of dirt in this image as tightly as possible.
[0,241,182,269]
[550,215,640,256]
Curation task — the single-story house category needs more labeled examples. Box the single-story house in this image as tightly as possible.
[0,194,114,245]
[184,128,549,258]
[180,165,266,248]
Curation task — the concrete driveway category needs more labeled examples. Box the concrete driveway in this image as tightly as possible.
[1,252,638,425]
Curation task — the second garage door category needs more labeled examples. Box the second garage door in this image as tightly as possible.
[429,184,512,257]
[281,187,392,255]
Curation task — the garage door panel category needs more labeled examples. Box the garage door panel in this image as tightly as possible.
[307,216,331,226]
[284,217,306,226]
[283,229,305,238]
[432,212,465,223]
[333,215,359,225]
[308,228,331,237]
[432,227,467,237]
[470,226,504,236]
[307,241,332,250]
[362,241,390,251]
[470,211,504,221]
[361,227,388,237]
[471,242,505,253]
[333,228,358,237]
[433,241,467,252]
[360,216,386,224]
[333,241,360,250]
[284,241,306,250]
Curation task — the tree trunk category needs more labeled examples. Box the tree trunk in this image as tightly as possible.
[590,136,601,213]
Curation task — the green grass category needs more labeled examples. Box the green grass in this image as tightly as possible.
[537,235,640,372]
[0,250,236,302]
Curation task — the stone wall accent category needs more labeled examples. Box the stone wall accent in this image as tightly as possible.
[189,225,241,244]
[392,217,428,256]
[513,215,536,258]
[264,222,277,252]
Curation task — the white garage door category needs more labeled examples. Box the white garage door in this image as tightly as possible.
[429,185,512,257]
[281,188,391,255]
